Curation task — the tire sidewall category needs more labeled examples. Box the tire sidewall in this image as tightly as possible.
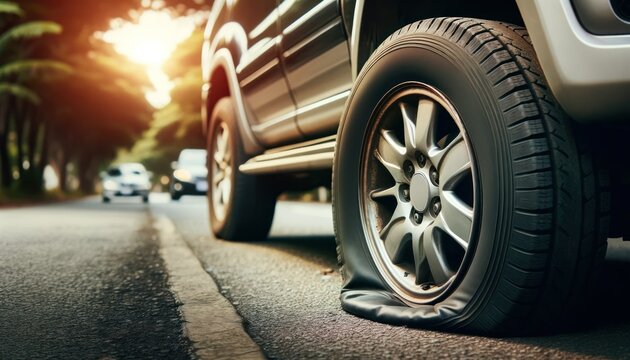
[335,34,513,323]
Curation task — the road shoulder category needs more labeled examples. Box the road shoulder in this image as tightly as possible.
[154,215,264,360]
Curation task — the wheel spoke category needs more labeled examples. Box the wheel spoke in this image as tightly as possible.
[438,138,471,189]
[414,99,437,154]
[436,192,473,249]
[428,132,463,169]
[422,225,453,284]
[221,178,231,204]
[214,150,223,165]
[212,172,224,185]
[370,184,398,200]
[411,223,431,284]
[383,219,412,263]
[379,202,410,239]
[399,102,417,155]
[375,130,406,182]
[223,143,232,162]
[213,184,222,205]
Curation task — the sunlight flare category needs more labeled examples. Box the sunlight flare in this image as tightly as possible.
[100,9,196,108]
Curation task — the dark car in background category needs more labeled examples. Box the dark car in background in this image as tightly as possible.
[200,0,630,334]
[101,163,151,203]
[170,149,208,201]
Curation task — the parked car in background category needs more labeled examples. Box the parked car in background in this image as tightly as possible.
[169,149,208,201]
[101,163,151,203]
[200,0,630,334]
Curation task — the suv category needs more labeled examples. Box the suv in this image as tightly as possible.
[200,0,630,334]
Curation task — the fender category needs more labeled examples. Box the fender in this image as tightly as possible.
[202,49,263,155]
[348,0,365,80]
[208,22,248,66]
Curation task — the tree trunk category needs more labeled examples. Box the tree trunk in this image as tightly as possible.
[0,98,14,189]
[14,101,26,183]
[78,154,96,194]
[58,149,68,193]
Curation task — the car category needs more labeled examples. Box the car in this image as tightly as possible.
[101,163,151,203]
[200,0,630,334]
[169,149,208,201]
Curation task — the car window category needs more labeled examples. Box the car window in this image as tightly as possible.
[179,151,206,166]
[107,168,122,176]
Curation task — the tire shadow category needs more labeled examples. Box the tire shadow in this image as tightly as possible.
[256,234,630,358]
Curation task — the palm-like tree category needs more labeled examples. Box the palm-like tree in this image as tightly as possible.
[0,1,70,189]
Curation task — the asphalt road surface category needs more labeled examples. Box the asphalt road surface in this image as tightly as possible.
[3,194,630,359]
[153,195,630,359]
[0,198,192,359]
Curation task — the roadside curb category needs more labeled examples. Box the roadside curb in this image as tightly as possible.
[154,215,265,360]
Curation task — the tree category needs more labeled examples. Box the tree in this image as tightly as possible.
[119,26,205,178]
[0,2,68,191]
[15,0,153,193]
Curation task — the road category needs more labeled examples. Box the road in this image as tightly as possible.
[0,198,192,359]
[2,194,630,359]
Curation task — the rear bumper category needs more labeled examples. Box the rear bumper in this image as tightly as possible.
[170,180,207,196]
[517,0,630,122]
[103,190,149,198]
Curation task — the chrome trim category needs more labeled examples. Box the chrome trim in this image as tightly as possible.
[350,0,365,79]
[239,58,280,88]
[253,141,335,162]
[265,134,337,154]
[240,153,334,174]
[283,0,337,35]
[239,138,336,174]
[283,19,341,59]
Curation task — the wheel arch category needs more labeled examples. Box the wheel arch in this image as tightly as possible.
[349,0,524,78]
[202,49,263,155]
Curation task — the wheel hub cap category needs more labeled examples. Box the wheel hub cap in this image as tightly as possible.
[410,173,432,212]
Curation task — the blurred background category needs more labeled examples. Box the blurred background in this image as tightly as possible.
[0,0,213,205]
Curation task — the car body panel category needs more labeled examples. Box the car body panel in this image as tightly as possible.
[279,0,352,139]
[517,0,630,122]
[202,0,630,157]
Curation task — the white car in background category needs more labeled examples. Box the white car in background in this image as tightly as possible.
[101,163,151,203]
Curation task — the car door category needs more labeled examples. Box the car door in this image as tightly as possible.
[232,0,302,147]
[278,0,353,139]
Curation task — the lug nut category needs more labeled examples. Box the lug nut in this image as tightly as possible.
[421,283,433,291]
[415,152,426,167]
[412,210,423,224]
[399,185,410,202]
[430,167,439,185]
[432,200,442,215]
[404,160,414,178]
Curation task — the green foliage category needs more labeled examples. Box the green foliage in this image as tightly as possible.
[0,2,23,17]
[0,83,39,103]
[0,59,72,79]
[0,21,61,51]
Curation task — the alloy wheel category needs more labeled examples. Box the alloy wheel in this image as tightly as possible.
[360,83,478,304]
[211,121,232,222]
